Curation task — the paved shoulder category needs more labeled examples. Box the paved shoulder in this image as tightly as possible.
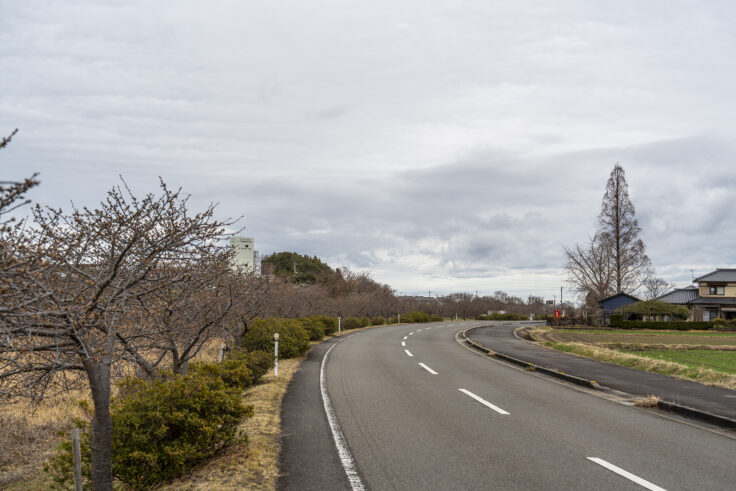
[467,324,736,421]
[278,337,351,491]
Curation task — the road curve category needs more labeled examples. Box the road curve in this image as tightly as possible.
[280,321,736,490]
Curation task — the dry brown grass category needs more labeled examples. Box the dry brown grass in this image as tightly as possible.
[0,388,90,488]
[633,395,661,408]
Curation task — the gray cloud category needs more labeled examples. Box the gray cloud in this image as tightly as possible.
[2,1,736,298]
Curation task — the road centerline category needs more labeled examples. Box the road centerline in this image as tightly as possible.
[458,389,510,415]
[587,457,666,491]
[418,362,438,374]
[405,349,414,357]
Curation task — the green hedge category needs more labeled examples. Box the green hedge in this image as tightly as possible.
[341,316,363,330]
[476,313,528,321]
[609,314,624,327]
[372,315,386,325]
[46,373,252,489]
[241,318,310,358]
[619,320,715,330]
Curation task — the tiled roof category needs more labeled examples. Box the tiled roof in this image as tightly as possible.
[656,288,700,304]
[693,269,736,283]
[599,292,640,303]
[689,297,736,305]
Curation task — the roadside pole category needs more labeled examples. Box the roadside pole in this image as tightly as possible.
[72,428,82,491]
[398,313,401,324]
[274,332,279,376]
[338,316,342,333]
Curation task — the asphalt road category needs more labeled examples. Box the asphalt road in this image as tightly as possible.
[279,321,736,490]
[467,323,736,420]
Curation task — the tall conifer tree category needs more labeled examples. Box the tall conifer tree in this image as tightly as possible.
[598,164,651,293]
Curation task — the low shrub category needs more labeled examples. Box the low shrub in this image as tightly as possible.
[360,316,371,327]
[241,318,310,358]
[372,315,386,325]
[388,315,398,324]
[619,320,715,330]
[314,314,339,335]
[609,314,624,327]
[240,349,274,382]
[299,317,326,341]
[190,349,273,388]
[476,313,528,321]
[341,316,362,330]
[190,359,253,389]
[46,374,252,490]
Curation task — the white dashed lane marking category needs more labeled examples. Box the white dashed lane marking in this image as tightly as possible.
[458,389,509,415]
[405,350,414,357]
[418,363,438,375]
[587,458,666,491]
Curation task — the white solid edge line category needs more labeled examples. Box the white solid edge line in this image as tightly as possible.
[405,349,413,357]
[418,362,438,374]
[587,458,666,491]
[401,341,406,347]
[320,340,366,491]
[458,389,510,415]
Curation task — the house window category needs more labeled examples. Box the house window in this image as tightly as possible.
[709,286,725,295]
[704,309,718,321]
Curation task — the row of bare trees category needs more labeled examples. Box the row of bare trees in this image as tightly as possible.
[0,131,277,489]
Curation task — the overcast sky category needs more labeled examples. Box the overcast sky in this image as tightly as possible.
[2,1,735,300]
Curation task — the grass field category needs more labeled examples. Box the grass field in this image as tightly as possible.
[531,326,736,390]
[629,349,736,375]
[563,329,736,337]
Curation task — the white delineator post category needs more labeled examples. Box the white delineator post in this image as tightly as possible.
[274,332,279,376]
[398,313,401,324]
[338,316,342,333]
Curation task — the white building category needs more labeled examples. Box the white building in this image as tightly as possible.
[230,236,255,272]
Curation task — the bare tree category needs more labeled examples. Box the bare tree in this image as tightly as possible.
[0,179,231,490]
[564,233,614,303]
[126,249,242,375]
[643,276,674,300]
[598,164,651,294]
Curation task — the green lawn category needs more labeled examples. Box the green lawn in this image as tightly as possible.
[563,329,736,337]
[629,350,736,374]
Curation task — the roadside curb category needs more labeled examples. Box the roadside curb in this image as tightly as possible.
[461,327,601,390]
[460,326,736,430]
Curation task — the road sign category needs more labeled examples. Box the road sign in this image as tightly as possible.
[554,310,561,319]
[546,300,554,305]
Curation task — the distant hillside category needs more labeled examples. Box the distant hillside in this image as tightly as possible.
[261,251,334,284]
[261,251,391,297]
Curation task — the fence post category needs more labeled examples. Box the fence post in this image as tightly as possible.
[72,428,82,491]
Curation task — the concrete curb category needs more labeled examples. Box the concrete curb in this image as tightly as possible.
[461,326,736,430]
[461,327,601,390]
